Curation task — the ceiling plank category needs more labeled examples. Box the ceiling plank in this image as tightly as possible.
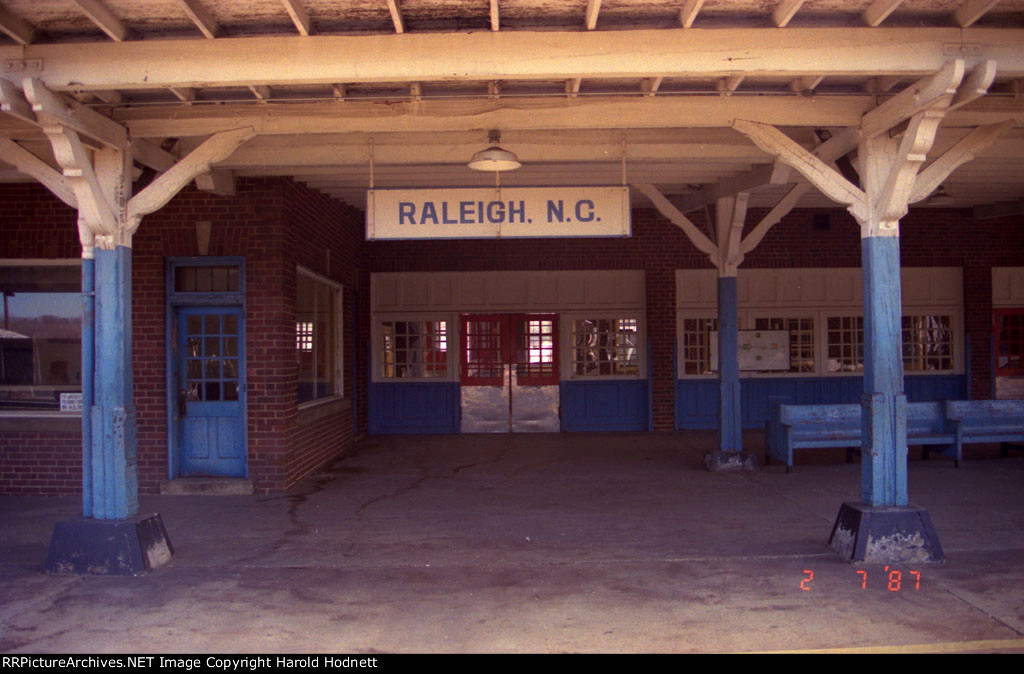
[585,0,602,30]
[954,0,1001,27]
[69,0,134,42]
[773,0,806,28]
[863,0,905,26]
[0,4,36,45]
[679,0,705,28]
[10,28,1021,92]
[281,0,313,36]
[176,0,221,39]
[386,0,405,34]
[490,0,499,31]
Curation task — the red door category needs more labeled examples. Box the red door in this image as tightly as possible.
[460,314,560,432]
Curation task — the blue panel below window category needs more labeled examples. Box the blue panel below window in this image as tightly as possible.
[561,380,648,431]
[369,381,459,434]
[675,375,966,430]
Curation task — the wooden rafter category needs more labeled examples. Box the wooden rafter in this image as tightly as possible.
[70,0,134,42]
[0,3,35,45]
[490,0,500,31]
[954,0,1002,27]
[281,0,312,36]
[863,0,905,26]
[717,76,744,96]
[586,0,602,30]
[773,0,806,27]
[679,0,705,28]
[169,87,198,103]
[386,0,405,34]
[176,0,221,39]
[642,77,663,97]
[789,76,824,93]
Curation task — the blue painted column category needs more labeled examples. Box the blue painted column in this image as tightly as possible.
[717,275,742,453]
[860,236,908,507]
[81,254,95,518]
[86,245,139,519]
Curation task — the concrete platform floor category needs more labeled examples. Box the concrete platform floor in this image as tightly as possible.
[2,431,1023,654]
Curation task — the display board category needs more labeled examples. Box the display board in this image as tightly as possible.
[710,330,790,372]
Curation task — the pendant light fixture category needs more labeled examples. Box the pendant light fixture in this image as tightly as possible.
[468,129,521,172]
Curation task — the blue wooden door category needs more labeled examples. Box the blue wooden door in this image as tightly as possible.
[177,307,246,477]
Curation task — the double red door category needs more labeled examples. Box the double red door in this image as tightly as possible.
[459,314,560,432]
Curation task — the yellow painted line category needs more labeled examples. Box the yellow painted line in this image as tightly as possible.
[754,639,1024,654]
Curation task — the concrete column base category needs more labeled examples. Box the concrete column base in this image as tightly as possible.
[703,450,759,472]
[45,513,173,575]
[828,501,944,564]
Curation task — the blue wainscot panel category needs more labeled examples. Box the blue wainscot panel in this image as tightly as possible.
[676,375,966,430]
[561,380,649,431]
[369,381,459,434]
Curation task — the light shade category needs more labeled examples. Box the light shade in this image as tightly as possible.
[468,145,521,172]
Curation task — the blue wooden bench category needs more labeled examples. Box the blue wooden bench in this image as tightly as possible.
[924,400,1024,467]
[765,401,954,473]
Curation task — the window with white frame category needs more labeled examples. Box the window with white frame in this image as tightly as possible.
[754,317,816,373]
[902,314,954,372]
[296,270,342,404]
[571,318,639,377]
[380,319,449,379]
[826,315,864,373]
[0,262,82,411]
[680,317,717,375]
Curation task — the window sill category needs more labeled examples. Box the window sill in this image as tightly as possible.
[297,396,351,426]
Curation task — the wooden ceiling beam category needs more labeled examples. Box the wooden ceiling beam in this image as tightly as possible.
[490,0,500,31]
[281,0,313,36]
[0,4,36,45]
[586,0,602,30]
[773,0,806,28]
[863,0,905,26]
[386,0,405,34]
[7,28,1022,92]
[679,0,705,28]
[107,95,1021,139]
[69,0,135,42]
[954,0,1001,28]
[176,0,222,39]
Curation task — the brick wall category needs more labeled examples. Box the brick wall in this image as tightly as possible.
[0,178,363,495]
[1,178,1021,494]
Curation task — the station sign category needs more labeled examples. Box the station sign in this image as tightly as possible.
[366,186,631,240]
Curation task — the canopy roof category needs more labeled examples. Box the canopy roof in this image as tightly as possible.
[1,1,1022,216]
